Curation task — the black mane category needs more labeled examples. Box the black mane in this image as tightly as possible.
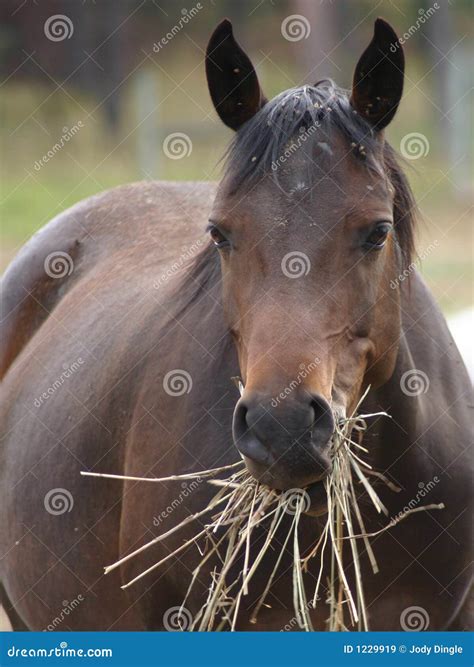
[224,81,377,184]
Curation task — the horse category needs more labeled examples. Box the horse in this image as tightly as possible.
[0,18,472,631]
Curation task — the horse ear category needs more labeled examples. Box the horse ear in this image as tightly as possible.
[351,18,404,130]
[206,19,267,131]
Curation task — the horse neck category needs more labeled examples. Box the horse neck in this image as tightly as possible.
[369,330,433,482]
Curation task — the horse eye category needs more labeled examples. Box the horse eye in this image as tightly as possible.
[208,225,230,249]
[364,222,392,250]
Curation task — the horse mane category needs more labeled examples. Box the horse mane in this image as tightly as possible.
[382,142,417,266]
[165,241,222,324]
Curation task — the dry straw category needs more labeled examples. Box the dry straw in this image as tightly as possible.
[82,388,444,631]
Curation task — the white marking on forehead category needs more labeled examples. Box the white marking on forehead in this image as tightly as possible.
[364,177,394,197]
[288,181,309,197]
[317,142,333,157]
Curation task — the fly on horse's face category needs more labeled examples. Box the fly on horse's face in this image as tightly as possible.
[206,19,409,499]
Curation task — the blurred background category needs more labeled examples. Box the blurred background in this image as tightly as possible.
[0,0,472,318]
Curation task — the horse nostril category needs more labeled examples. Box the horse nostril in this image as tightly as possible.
[232,399,248,443]
[232,393,333,489]
[232,399,273,466]
[310,394,334,447]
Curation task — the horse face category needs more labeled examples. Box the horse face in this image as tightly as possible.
[207,19,406,497]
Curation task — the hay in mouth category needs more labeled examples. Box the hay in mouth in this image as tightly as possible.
[82,389,444,631]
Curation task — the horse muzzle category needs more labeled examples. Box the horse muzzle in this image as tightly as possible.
[232,391,334,501]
